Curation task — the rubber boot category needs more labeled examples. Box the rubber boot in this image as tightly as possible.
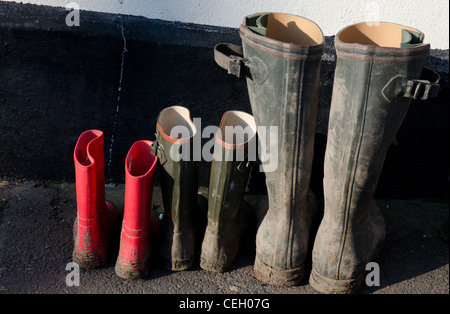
[115,140,159,280]
[152,106,202,271]
[200,111,257,272]
[310,22,440,294]
[72,130,118,269]
[214,13,324,286]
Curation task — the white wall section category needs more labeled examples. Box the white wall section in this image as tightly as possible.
[2,0,448,49]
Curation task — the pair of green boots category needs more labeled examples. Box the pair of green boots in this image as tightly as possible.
[152,106,257,272]
[215,13,440,293]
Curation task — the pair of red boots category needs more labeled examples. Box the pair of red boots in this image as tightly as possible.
[72,130,159,280]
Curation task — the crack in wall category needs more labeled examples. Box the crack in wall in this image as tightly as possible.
[107,20,127,181]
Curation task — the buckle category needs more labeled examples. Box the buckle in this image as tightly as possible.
[151,139,167,165]
[405,79,440,100]
[228,55,247,78]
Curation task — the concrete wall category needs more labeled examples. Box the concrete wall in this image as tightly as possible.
[2,0,449,49]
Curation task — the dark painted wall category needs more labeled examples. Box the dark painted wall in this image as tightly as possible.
[0,2,448,200]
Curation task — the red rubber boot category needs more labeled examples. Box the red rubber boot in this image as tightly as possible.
[115,140,159,280]
[72,130,118,269]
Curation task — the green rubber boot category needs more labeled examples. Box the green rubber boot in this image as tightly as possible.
[310,22,440,294]
[200,111,257,272]
[214,12,324,286]
[152,106,203,271]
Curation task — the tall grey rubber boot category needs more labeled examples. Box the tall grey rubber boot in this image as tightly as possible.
[310,22,440,294]
[200,111,257,272]
[214,12,324,286]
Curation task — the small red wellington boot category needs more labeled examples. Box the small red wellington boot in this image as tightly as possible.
[115,140,159,280]
[72,130,118,269]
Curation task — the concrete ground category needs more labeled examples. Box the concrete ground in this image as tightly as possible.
[0,180,448,295]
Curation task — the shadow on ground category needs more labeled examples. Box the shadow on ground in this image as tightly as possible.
[0,181,447,294]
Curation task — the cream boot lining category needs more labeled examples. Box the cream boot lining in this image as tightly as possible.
[338,22,421,48]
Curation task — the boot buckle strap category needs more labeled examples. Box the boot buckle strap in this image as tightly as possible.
[405,79,440,100]
[382,68,440,102]
[228,55,248,78]
[151,139,167,166]
[405,67,441,100]
[214,43,248,78]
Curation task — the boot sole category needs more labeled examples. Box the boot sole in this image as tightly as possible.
[200,255,234,273]
[199,228,242,273]
[309,268,364,294]
[115,261,149,281]
[252,255,304,286]
[161,256,195,271]
[72,250,107,270]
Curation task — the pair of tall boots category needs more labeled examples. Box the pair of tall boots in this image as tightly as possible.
[152,106,257,272]
[215,12,440,293]
[72,130,159,279]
